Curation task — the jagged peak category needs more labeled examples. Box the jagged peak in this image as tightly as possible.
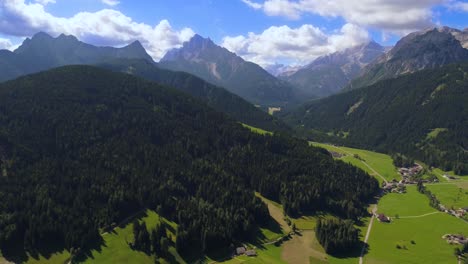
[31,31,54,40]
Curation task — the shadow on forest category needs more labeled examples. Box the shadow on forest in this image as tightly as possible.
[0,210,153,264]
[328,241,369,259]
[181,214,284,263]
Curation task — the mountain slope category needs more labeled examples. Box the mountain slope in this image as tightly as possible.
[98,58,290,132]
[0,66,378,261]
[0,32,154,82]
[0,32,288,132]
[282,41,386,97]
[282,63,468,173]
[159,34,299,106]
[348,27,468,90]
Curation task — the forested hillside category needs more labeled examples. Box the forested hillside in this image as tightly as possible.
[282,63,468,174]
[0,66,378,261]
[98,58,290,132]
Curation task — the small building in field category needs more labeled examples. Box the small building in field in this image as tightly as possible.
[245,250,257,257]
[236,247,246,255]
[377,213,390,222]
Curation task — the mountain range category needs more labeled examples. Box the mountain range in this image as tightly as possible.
[281,41,387,97]
[0,32,153,82]
[159,34,300,106]
[0,32,289,132]
[348,27,468,90]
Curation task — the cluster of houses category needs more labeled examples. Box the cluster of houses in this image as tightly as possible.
[235,246,257,257]
[439,205,468,218]
[396,164,438,185]
[382,180,407,193]
[398,164,423,177]
[442,234,468,245]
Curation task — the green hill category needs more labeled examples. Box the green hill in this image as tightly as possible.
[0,66,378,262]
[98,58,290,132]
[282,63,468,174]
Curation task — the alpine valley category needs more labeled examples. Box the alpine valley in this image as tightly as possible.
[0,7,467,264]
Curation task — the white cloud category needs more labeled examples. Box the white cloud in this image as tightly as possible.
[0,0,195,60]
[34,0,56,5]
[241,0,262,9]
[451,1,468,11]
[101,0,120,6]
[241,0,444,34]
[222,23,370,66]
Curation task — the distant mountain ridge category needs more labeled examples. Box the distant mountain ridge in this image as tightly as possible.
[0,32,154,82]
[281,41,386,97]
[159,34,300,106]
[0,32,289,132]
[282,63,468,174]
[348,27,468,90]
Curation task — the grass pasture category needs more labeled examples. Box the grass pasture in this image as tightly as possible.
[365,212,466,264]
[81,210,183,264]
[426,183,468,209]
[241,123,273,135]
[364,185,467,264]
[311,142,400,183]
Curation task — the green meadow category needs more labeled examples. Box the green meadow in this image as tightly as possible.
[364,184,467,264]
[81,210,183,264]
[365,202,467,264]
[241,123,273,135]
[310,142,400,183]
[426,183,468,209]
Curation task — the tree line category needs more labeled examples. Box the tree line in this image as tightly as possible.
[0,66,378,260]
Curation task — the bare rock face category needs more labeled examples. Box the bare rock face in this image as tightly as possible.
[282,41,386,98]
[348,27,468,90]
[160,34,299,106]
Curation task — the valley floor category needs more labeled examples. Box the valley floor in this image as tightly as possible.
[2,139,467,264]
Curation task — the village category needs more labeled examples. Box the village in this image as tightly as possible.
[377,163,468,223]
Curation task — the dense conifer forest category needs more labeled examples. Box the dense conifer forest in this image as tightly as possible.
[0,66,378,260]
[282,63,468,174]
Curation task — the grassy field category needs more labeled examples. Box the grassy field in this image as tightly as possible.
[311,142,400,183]
[365,198,467,264]
[80,210,183,264]
[378,185,437,217]
[426,184,468,209]
[366,213,467,264]
[241,123,273,135]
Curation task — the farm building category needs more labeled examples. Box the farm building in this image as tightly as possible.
[236,247,246,255]
[377,213,390,222]
[245,250,257,256]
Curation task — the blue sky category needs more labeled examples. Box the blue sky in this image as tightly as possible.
[0,0,467,66]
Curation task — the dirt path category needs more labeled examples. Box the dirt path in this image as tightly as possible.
[397,211,441,219]
[325,144,388,184]
[282,230,327,264]
[361,161,388,184]
[257,194,291,234]
[359,205,377,264]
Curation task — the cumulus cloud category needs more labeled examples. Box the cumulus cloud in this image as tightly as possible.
[241,0,262,9]
[0,0,194,60]
[241,0,444,34]
[451,1,468,11]
[222,23,370,66]
[34,0,56,5]
[102,0,120,6]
